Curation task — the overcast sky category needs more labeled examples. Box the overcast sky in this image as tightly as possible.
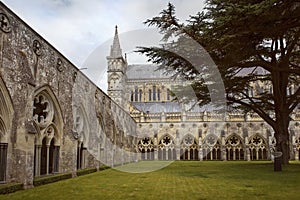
[2,0,205,91]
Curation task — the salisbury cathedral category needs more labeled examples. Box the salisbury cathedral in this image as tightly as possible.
[0,2,299,188]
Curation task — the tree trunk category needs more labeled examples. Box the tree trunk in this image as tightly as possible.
[274,118,290,165]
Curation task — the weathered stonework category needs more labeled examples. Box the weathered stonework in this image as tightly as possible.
[0,2,136,186]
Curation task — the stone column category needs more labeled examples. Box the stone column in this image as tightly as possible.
[245,137,251,161]
[221,136,226,161]
[176,148,180,160]
[199,148,203,161]
[46,145,50,175]
[233,147,236,161]
[35,145,41,176]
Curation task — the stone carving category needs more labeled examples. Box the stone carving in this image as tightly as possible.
[32,40,42,56]
[33,93,54,128]
[56,58,64,72]
[73,71,77,82]
[0,13,11,33]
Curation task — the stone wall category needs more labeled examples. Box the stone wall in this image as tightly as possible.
[0,2,136,186]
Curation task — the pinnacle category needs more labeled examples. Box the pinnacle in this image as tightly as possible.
[110,25,122,58]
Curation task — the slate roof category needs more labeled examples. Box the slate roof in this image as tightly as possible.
[131,102,213,113]
[126,64,172,79]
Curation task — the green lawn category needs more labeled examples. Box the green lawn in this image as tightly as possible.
[1,161,300,200]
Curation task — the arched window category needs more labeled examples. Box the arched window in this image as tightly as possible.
[180,135,198,160]
[167,89,171,101]
[157,89,161,101]
[148,89,152,101]
[248,135,268,160]
[225,135,244,160]
[158,135,176,160]
[134,86,138,102]
[130,91,134,102]
[153,86,156,101]
[138,137,154,160]
[202,134,221,160]
[139,89,143,102]
[0,77,13,182]
[33,86,63,177]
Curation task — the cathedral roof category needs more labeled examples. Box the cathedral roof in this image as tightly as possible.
[126,64,172,79]
[131,102,212,113]
[132,102,182,113]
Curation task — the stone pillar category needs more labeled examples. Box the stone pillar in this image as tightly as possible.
[46,145,50,175]
[221,136,226,161]
[176,148,180,160]
[245,137,251,161]
[222,148,227,161]
[199,148,203,161]
[35,145,41,176]
[233,147,236,161]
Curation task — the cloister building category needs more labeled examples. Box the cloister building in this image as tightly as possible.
[0,2,299,188]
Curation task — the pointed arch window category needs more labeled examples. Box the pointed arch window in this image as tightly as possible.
[167,89,171,101]
[130,90,134,102]
[32,87,63,177]
[134,86,138,102]
[148,89,152,101]
[157,89,161,101]
[153,86,156,101]
[139,89,143,102]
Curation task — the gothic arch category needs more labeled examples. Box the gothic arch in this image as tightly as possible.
[73,105,90,169]
[157,134,176,160]
[109,73,120,89]
[0,77,14,182]
[138,136,155,160]
[0,77,14,143]
[202,134,221,160]
[180,134,198,160]
[73,105,90,148]
[248,134,268,160]
[33,85,63,176]
[33,85,63,145]
[225,133,245,160]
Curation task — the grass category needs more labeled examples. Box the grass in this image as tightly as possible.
[1,161,300,200]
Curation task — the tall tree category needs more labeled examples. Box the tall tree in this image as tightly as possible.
[138,0,300,165]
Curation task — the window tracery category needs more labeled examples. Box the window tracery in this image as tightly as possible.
[225,135,244,160]
[248,135,268,160]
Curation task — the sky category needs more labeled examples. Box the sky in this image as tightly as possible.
[2,0,205,91]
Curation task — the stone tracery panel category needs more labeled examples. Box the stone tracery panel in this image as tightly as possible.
[225,134,245,160]
[248,134,268,160]
[158,134,176,160]
[33,93,54,128]
[180,134,198,160]
[138,137,154,160]
[202,134,221,160]
[0,13,12,33]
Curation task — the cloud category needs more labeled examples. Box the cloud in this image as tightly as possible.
[2,0,205,90]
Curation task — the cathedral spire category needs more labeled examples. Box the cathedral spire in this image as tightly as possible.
[109,25,122,58]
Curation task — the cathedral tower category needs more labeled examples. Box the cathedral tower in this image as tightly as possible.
[107,26,127,108]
